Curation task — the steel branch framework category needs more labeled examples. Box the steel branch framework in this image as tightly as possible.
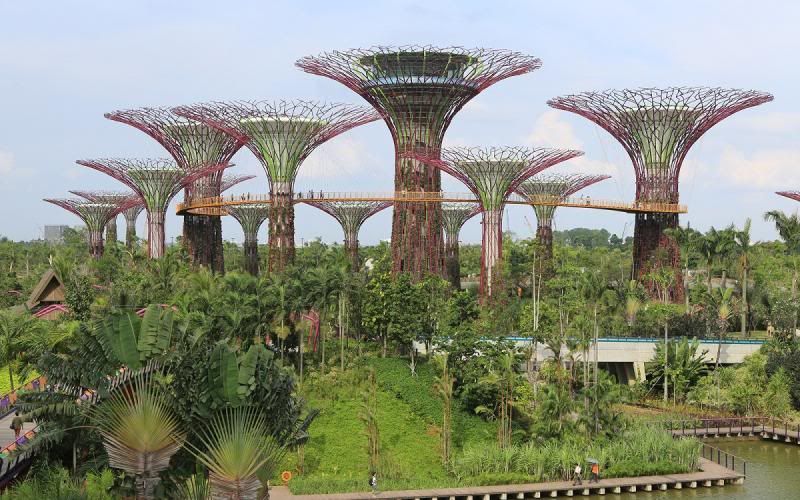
[76,158,226,258]
[516,173,610,265]
[413,146,582,296]
[44,198,137,258]
[105,106,247,272]
[304,200,393,270]
[548,87,773,300]
[776,191,800,203]
[174,100,379,272]
[220,173,257,193]
[441,202,481,289]
[224,204,270,276]
[69,190,142,245]
[297,46,541,279]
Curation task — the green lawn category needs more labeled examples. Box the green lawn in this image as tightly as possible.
[0,365,38,396]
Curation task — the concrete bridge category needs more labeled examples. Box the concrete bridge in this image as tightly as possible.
[510,337,764,385]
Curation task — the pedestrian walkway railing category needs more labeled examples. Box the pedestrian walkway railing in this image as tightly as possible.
[0,376,47,418]
[700,442,747,477]
[658,416,800,439]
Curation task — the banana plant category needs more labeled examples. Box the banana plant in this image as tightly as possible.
[208,342,267,408]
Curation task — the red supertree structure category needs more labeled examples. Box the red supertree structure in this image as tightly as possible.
[69,190,141,245]
[76,158,226,258]
[304,201,393,271]
[224,204,270,276]
[777,191,800,203]
[220,173,256,193]
[43,197,138,258]
[174,100,379,272]
[516,173,610,266]
[297,46,541,279]
[441,202,481,289]
[412,146,582,297]
[121,202,146,249]
[548,87,773,300]
[104,107,247,273]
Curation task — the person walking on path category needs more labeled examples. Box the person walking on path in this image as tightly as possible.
[10,411,23,439]
[572,463,583,485]
[369,472,377,494]
[589,462,600,483]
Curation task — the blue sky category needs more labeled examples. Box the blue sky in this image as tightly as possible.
[1,1,798,245]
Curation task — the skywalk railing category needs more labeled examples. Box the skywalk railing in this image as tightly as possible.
[177,191,687,215]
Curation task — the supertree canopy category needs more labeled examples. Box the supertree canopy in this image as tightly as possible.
[224,204,270,276]
[174,100,379,272]
[76,158,226,258]
[516,173,610,265]
[105,107,246,273]
[44,198,136,258]
[413,146,582,297]
[441,202,481,290]
[297,46,541,279]
[548,87,773,300]
[69,190,141,245]
[220,173,256,193]
[304,201,393,271]
[777,191,800,203]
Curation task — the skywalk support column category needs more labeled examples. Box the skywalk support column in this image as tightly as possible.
[175,100,379,272]
[105,107,247,273]
[441,203,480,289]
[44,198,137,259]
[297,46,541,279]
[304,201,393,271]
[548,87,772,301]
[516,174,609,274]
[77,158,225,259]
[413,146,582,298]
[225,204,270,275]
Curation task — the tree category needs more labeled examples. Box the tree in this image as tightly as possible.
[0,310,44,392]
[647,337,709,403]
[432,354,454,465]
[764,210,800,331]
[733,219,753,336]
[362,272,393,357]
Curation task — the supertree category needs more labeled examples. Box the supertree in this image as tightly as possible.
[548,87,773,300]
[43,198,137,258]
[413,146,582,297]
[220,173,257,193]
[104,107,247,273]
[224,204,270,276]
[441,202,481,289]
[777,191,800,203]
[516,173,610,266]
[122,202,146,249]
[68,190,141,245]
[76,158,226,258]
[174,100,379,272]
[304,201,393,271]
[297,46,541,279]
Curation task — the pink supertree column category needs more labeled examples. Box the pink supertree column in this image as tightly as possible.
[43,197,139,258]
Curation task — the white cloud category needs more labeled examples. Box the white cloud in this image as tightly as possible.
[297,137,381,180]
[524,110,620,177]
[715,146,800,188]
[0,151,13,175]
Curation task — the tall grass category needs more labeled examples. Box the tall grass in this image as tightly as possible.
[453,425,701,481]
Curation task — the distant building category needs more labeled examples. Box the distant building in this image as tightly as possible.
[43,225,70,243]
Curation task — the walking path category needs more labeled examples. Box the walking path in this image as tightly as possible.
[271,458,742,500]
[0,412,34,449]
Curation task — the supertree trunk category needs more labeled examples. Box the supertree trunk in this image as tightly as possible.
[344,233,359,271]
[125,217,137,248]
[88,230,104,259]
[105,217,118,244]
[391,150,444,279]
[444,239,461,290]
[148,211,166,259]
[269,185,294,272]
[481,208,503,298]
[633,212,684,302]
[243,235,260,276]
[536,221,554,276]
[184,213,225,274]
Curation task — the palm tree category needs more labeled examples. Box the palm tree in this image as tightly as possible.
[0,311,44,392]
[733,219,752,336]
[712,287,735,371]
[664,226,699,309]
[92,372,185,499]
[185,408,282,500]
[715,226,737,290]
[764,210,800,331]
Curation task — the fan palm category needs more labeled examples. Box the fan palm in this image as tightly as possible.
[185,407,282,500]
[91,372,185,499]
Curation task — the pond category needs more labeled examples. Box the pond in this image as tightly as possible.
[608,438,800,499]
